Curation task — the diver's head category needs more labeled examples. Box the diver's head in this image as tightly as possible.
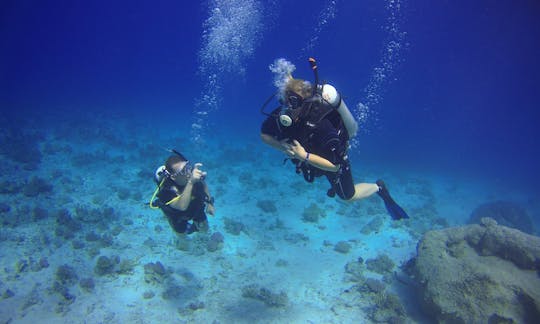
[284,78,312,101]
[165,155,192,186]
[279,78,313,127]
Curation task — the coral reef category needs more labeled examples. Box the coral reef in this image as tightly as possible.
[284,232,309,244]
[256,200,277,213]
[361,278,386,294]
[223,217,247,235]
[55,265,79,285]
[52,265,79,312]
[15,257,49,274]
[341,264,407,324]
[206,232,224,252]
[75,205,117,224]
[79,278,95,292]
[94,255,119,276]
[366,254,395,275]
[144,261,168,284]
[368,292,406,323]
[334,241,352,254]
[55,209,82,240]
[411,217,540,323]
[85,231,101,242]
[301,203,326,223]
[241,284,288,307]
[469,200,534,234]
[344,259,366,283]
[161,283,182,300]
[117,259,137,275]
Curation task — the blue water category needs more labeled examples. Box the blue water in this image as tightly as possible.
[3,1,539,186]
[1,0,540,322]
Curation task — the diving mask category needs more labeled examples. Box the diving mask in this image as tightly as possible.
[285,90,304,109]
[169,161,193,178]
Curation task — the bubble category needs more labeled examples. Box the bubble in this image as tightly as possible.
[269,58,296,94]
[191,0,264,143]
[354,0,407,137]
[198,0,263,75]
[303,0,339,54]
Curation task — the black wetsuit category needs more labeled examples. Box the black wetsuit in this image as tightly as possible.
[155,178,207,234]
[261,106,356,200]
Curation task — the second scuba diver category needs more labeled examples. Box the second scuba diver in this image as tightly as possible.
[260,58,408,220]
[150,150,216,234]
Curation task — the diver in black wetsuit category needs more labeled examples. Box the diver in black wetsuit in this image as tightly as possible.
[260,58,408,220]
[150,152,215,234]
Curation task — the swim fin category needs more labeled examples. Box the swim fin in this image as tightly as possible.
[376,180,409,220]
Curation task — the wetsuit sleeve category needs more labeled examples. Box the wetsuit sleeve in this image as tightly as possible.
[261,115,279,136]
[262,105,288,137]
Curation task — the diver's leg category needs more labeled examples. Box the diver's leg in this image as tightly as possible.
[192,211,209,233]
[349,183,379,200]
[328,161,380,201]
[165,211,189,234]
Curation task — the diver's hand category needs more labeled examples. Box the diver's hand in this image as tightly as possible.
[280,139,294,157]
[206,203,215,216]
[285,140,307,160]
[190,163,207,183]
[278,138,293,155]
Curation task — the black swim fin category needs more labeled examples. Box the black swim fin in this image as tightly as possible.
[376,180,409,220]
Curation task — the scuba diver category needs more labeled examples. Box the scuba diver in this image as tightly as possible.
[260,58,408,220]
[150,149,215,234]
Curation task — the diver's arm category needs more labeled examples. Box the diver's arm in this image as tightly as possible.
[261,133,287,153]
[286,140,339,172]
[167,181,195,211]
[303,152,340,172]
[167,164,205,211]
[202,181,215,216]
[202,182,212,201]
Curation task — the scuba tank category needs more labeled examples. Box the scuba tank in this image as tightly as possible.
[308,58,358,139]
[320,83,358,138]
[154,165,167,183]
